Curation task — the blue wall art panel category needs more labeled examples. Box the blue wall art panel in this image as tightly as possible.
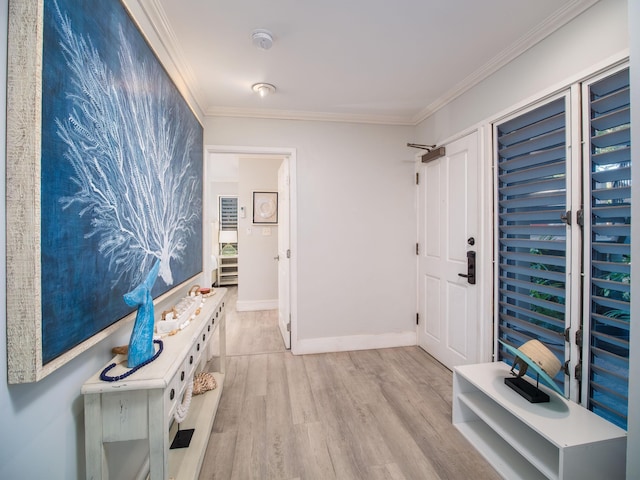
[39,0,203,364]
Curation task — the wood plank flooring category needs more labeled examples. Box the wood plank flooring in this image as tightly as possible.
[224,287,286,356]
[199,288,499,479]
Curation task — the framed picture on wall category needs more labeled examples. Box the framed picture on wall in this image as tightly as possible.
[5,0,203,383]
[253,191,278,224]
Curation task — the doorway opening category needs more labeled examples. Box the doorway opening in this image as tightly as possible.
[204,145,297,353]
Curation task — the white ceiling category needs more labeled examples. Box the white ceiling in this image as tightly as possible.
[137,0,599,125]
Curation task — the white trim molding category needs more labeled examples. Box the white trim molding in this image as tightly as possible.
[235,299,279,312]
[295,332,417,356]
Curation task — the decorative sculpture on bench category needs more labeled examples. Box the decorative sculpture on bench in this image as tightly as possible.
[125,259,161,368]
[500,339,563,403]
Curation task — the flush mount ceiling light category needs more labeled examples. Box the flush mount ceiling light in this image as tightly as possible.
[251,29,273,50]
[252,83,276,97]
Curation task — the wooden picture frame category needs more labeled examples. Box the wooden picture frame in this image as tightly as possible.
[6,0,203,383]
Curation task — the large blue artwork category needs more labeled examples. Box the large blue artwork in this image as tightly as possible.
[39,0,203,364]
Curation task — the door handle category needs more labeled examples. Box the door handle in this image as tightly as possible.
[274,255,280,261]
[458,251,476,285]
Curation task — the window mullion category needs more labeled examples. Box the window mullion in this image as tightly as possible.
[581,78,594,408]
[566,83,583,403]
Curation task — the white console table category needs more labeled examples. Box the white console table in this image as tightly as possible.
[453,362,626,480]
[82,288,227,480]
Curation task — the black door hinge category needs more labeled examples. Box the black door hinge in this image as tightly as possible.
[563,361,583,381]
[416,243,420,255]
[576,209,584,227]
[564,328,583,347]
[416,172,419,185]
[561,210,571,225]
[416,313,419,325]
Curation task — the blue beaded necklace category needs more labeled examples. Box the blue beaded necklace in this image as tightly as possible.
[100,339,164,382]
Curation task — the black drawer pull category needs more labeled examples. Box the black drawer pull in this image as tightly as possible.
[203,333,206,341]
[190,355,193,364]
[170,389,175,400]
[181,371,185,381]
[197,343,200,351]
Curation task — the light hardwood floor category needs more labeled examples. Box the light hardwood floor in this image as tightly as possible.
[224,287,287,357]
[199,287,499,479]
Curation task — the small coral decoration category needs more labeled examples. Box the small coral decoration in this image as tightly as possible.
[124,259,161,368]
[193,371,217,395]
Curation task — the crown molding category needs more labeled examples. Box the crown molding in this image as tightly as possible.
[411,0,601,125]
[205,106,415,126]
[131,0,206,118]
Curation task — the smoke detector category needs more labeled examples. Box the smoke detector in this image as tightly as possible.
[252,29,273,50]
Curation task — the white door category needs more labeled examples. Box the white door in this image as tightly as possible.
[417,132,479,369]
[277,159,291,349]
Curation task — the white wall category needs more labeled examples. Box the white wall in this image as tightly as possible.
[205,118,418,352]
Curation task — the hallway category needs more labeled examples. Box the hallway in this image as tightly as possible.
[198,287,499,479]
[224,286,287,357]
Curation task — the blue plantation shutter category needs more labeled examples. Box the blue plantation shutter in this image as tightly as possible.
[219,196,238,230]
[496,97,568,393]
[586,67,630,429]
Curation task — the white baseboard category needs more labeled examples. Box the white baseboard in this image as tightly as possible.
[235,299,278,312]
[293,331,417,355]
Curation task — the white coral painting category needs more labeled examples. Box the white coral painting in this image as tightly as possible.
[40,0,203,364]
